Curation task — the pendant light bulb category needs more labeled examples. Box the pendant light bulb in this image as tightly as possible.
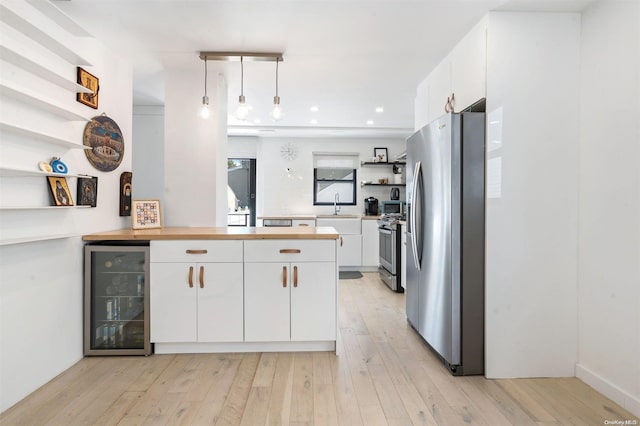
[234,56,249,121]
[271,96,283,121]
[200,96,210,119]
[199,59,210,119]
[236,95,249,121]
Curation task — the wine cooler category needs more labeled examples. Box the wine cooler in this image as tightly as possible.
[84,243,151,355]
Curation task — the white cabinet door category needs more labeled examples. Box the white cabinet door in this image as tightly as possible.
[450,20,487,112]
[290,262,336,341]
[197,263,244,342]
[361,220,380,267]
[427,59,452,124]
[244,262,291,341]
[338,234,362,267]
[150,263,197,343]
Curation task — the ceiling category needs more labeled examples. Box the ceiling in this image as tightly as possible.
[53,0,595,138]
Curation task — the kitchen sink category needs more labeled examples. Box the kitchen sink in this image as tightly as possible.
[316,217,361,235]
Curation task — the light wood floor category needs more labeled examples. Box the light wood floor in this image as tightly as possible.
[1,273,636,425]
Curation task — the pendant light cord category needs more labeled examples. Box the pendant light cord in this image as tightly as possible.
[240,56,244,97]
[275,57,279,97]
[204,59,208,97]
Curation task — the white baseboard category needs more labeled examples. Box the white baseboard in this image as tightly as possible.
[576,363,640,418]
[154,341,336,354]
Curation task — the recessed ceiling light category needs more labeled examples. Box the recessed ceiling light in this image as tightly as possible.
[366,120,374,125]
[310,119,318,125]
[310,106,319,112]
[375,106,384,113]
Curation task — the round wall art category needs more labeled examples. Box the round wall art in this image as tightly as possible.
[83,114,124,172]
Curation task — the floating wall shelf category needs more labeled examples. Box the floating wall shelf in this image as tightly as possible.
[0,121,90,150]
[0,81,89,121]
[0,3,92,66]
[0,166,91,178]
[0,45,92,93]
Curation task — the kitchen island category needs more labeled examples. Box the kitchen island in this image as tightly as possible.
[83,227,339,354]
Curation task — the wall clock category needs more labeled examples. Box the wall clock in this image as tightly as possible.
[280,143,297,161]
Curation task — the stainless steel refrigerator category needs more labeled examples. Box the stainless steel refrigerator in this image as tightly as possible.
[405,112,485,375]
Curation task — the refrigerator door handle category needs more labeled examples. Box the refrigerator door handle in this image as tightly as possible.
[410,161,422,271]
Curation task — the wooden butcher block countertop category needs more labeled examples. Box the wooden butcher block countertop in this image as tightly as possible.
[82,226,340,241]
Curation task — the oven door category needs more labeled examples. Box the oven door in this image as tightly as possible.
[378,226,396,274]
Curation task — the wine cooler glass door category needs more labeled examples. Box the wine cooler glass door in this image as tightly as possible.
[84,245,151,355]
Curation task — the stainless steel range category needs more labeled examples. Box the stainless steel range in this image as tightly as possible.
[378,213,403,292]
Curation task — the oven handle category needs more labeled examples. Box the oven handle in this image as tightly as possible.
[378,228,393,235]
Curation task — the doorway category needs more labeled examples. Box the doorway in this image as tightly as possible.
[227,158,256,226]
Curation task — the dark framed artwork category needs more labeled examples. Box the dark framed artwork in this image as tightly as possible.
[120,172,132,216]
[83,115,124,172]
[77,176,98,207]
[47,176,74,206]
[374,147,388,163]
[76,67,99,109]
[132,199,162,229]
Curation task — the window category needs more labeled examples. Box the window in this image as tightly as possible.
[313,167,357,205]
[312,152,359,206]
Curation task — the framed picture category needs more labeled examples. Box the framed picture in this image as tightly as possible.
[374,147,388,163]
[47,177,74,206]
[120,172,132,216]
[77,176,98,207]
[131,199,162,229]
[76,67,99,109]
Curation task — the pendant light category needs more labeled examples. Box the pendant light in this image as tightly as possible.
[271,57,283,121]
[235,56,249,121]
[199,58,210,119]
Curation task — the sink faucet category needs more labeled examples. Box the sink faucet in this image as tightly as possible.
[334,192,341,215]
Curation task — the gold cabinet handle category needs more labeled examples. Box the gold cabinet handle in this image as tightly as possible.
[282,265,287,288]
[280,249,301,254]
[298,224,309,227]
[340,236,343,247]
[199,266,204,288]
[186,249,208,254]
[293,265,298,288]
[188,266,194,288]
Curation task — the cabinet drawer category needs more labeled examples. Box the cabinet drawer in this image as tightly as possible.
[244,240,336,263]
[151,240,243,263]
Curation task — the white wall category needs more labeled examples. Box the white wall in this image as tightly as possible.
[239,137,406,217]
[576,0,640,416]
[132,105,165,202]
[484,12,581,378]
[0,2,133,411]
[163,67,227,227]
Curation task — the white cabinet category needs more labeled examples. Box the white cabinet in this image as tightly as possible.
[338,235,362,267]
[243,240,337,342]
[415,18,487,128]
[449,19,487,113]
[361,219,380,268]
[150,241,244,343]
[292,219,315,227]
[316,217,362,268]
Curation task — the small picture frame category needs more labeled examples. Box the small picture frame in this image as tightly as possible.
[120,172,132,216]
[77,176,98,207]
[47,177,74,206]
[374,147,388,163]
[131,199,162,230]
[76,67,99,109]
